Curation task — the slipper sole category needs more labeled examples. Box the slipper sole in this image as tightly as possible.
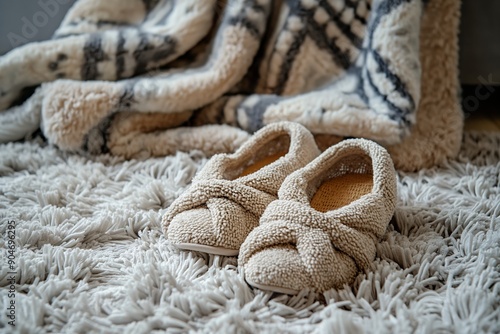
[174,242,239,256]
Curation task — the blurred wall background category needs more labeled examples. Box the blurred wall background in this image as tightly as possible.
[0,0,76,55]
[459,0,499,85]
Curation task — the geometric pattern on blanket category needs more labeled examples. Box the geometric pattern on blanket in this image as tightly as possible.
[0,0,462,172]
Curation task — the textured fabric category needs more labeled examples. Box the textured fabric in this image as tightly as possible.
[0,0,462,171]
[0,131,499,332]
[240,138,397,293]
[163,122,321,254]
[310,173,374,212]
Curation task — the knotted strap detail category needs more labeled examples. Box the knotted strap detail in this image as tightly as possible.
[163,179,277,249]
[165,179,276,223]
[239,200,376,290]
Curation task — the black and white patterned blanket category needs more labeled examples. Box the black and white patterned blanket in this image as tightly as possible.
[0,0,463,171]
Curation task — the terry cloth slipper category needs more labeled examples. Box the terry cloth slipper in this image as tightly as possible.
[239,139,397,294]
[162,122,321,256]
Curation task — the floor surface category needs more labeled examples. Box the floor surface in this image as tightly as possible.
[462,85,500,132]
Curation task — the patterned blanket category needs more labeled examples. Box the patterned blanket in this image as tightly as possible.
[0,0,463,171]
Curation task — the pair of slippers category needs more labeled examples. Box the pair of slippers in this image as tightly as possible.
[162,122,397,294]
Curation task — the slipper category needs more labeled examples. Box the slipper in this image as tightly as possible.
[162,122,321,256]
[239,139,397,294]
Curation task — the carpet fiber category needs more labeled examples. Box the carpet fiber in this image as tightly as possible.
[1,132,499,333]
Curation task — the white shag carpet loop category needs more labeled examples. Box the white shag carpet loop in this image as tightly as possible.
[0,132,499,333]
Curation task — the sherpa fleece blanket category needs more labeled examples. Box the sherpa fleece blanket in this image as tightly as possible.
[0,131,499,333]
[0,0,462,171]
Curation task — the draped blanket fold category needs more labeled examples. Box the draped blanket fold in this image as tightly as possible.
[0,0,463,171]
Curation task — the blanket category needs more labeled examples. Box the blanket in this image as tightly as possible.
[0,0,462,171]
[0,131,499,332]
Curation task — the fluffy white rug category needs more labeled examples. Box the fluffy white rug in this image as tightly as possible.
[1,132,499,333]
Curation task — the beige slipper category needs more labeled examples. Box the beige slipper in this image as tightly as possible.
[162,122,321,256]
[239,139,397,294]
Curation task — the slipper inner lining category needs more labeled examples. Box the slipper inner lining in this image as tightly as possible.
[227,133,290,180]
[311,173,373,212]
[240,152,286,177]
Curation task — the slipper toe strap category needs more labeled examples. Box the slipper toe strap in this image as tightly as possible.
[166,179,276,221]
[240,200,376,290]
[164,179,276,247]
